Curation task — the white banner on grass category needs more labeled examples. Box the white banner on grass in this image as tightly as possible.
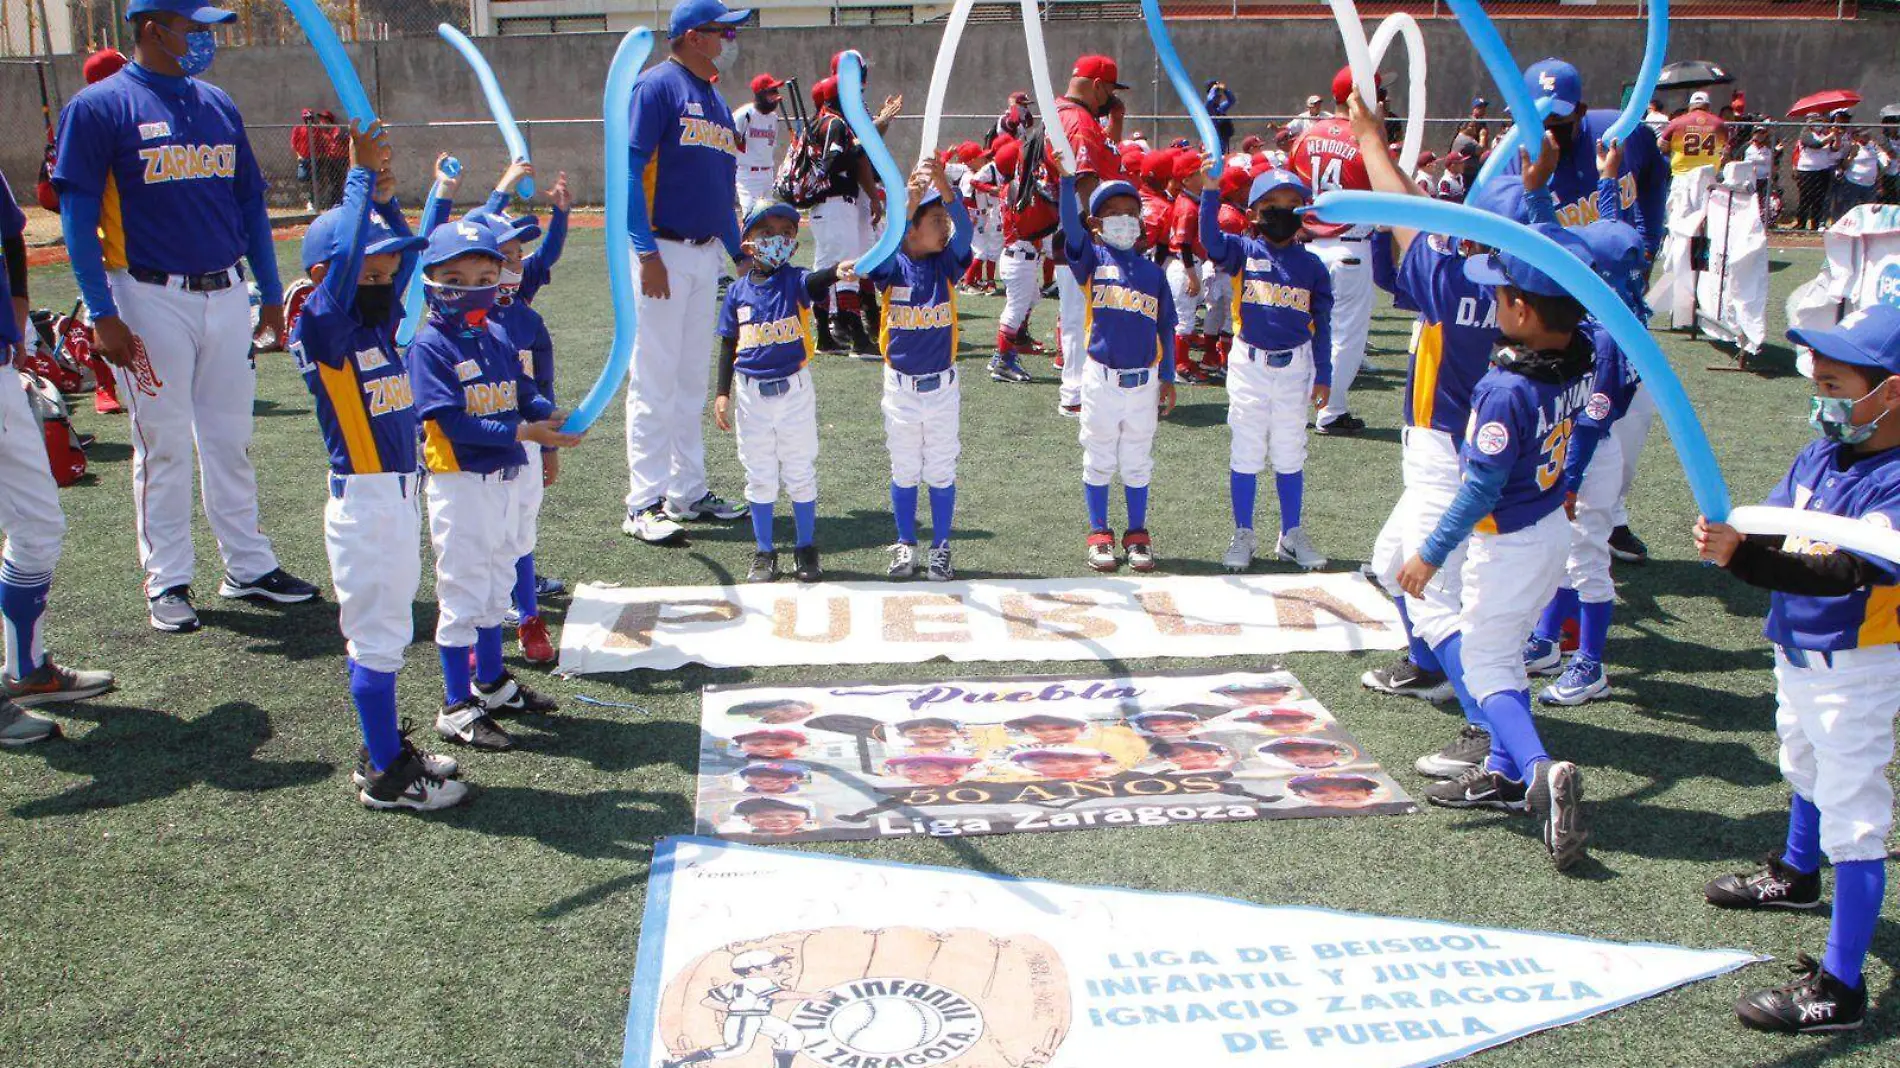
[558,573,1405,674]
[623,838,1763,1068]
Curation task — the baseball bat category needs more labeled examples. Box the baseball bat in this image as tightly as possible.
[1139,0,1221,176]
[1601,0,1667,148]
[437,24,535,198]
[836,50,908,277]
[282,0,380,129]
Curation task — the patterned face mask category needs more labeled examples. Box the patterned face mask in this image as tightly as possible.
[753,235,797,270]
[1099,216,1142,251]
[423,279,500,323]
[1810,390,1888,445]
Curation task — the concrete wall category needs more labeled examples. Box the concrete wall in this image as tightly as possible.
[8,17,1900,206]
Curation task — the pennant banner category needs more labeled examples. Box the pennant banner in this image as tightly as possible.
[623,839,1763,1068]
[558,573,1404,674]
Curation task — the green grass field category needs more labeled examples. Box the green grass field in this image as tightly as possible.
[3,231,1896,1066]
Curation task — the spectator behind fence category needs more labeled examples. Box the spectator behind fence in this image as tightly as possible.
[1794,115,1843,231]
[1285,94,1328,140]
[1742,126,1777,226]
[1834,127,1891,219]
[1205,80,1236,155]
[313,109,348,209]
[290,107,315,208]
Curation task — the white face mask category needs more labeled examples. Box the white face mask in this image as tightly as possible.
[1099,215,1142,251]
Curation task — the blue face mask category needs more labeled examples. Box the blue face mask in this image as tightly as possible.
[423,279,500,323]
[1810,391,1887,445]
[752,235,796,270]
[161,25,218,77]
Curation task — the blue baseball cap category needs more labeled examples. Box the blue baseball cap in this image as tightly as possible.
[1467,179,1531,225]
[668,0,750,39]
[477,211,542,246]
[1574,219,1647,310]
[1789,305,1900,379]
[1247,168,1309,206]
[1524,58,1583,119]
[1471,95,1489,109]
[125,0,236,22]
[1089,180,1141,216]
[300,206,425,272]
[422,217,504,270]
[1462,223,1591,298]
[742,199,800,233]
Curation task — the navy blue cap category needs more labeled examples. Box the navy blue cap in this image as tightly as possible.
[1574,219,1647,310]
[477,211,542,246]
[1525,58,1583,119]
[300,206,425,272]
[1471,95,1489,109]
[668,0,750,38]
[1790,305,1900,379]
[1247,168,1309,206]
[1462,223,1592,298]
[1467,179,1531,225]
[742,199,801,233]
[1089,180,1140,216]
[125,0,236,21]
[422,217,504,270]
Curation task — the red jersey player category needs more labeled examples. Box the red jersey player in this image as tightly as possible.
[1290,70,1380,436]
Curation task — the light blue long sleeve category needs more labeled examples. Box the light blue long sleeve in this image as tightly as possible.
[1420,463,1510,567]
[58,191,116,319]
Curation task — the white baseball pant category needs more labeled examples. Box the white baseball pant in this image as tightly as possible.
[972,209,1004,262]
[705,1012,803,1059]
[1773,643,1899,864]
[1564,433,1624,603]
[1454,509,1571,701]
[515,446,544,562]
[110,270,280,595]
[624,239,724,514]
[809,196,873,308]
[883,367,961,488]
[1609,382,1657,528]
[1163,257,1199,337]
[323,472,421,674]
[736,166,774,221]
[734,369,820,504]
[428,467,523,648]
[1227,341,1315,476]
[1309,238,1375,425]
[1079,362,1160,488]
[997,244,1042,332]
[1057,267,1086,406]
[1372,427,1467,647]
[1201,262,1233,337]
[0,372,66,676]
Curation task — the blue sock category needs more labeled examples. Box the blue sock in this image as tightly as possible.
[1578,599,1613,662]
[791,499,817,549]
[1125,485,1149,531]
[927,485,956,548]
[438,643,473,705]
[348,658,403,772]
[1432,633,1485,727]
[475,626,505,686]
[1274,471,1303,533]
[0,562,51,681]
[1480,689,1548,778]
[1229,470,1257,529]
[1823,860,1886,988]
[749,502,775,552]
[1485,734,1525,783]
[1396,599,1441,673]
[1085,481,1111,531]
[1535,587,1580,643]
[512,554,538,620]
[892,483,920,544]
[1782,793,1822,874]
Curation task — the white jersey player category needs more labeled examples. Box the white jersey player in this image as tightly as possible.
[733,75,787,219]
[662,950,831,1068]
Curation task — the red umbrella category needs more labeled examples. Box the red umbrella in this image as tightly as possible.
[1788,89,1862,118]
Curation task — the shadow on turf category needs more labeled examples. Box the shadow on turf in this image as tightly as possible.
[194,600,344,661]
[6,701,332,817]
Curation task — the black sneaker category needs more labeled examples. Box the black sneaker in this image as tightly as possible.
[1314,412,1365,436]
[435,699,516,751]
[1705,855,1823,911]
[474,671,559,715]
[1414,724,1493,778]
[747,550,780,583]
[351,723,459,789]
[1527,760,1589,871]
[792,545,823,583]
[1736,954,1866,1034]
[1608,525,1649,564]
[1362,656,1455,703]
[1423,766,1528,812]
[217,567,321,604]
[357,749,470,811]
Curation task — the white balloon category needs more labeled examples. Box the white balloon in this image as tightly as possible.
[1728,505,1900,566]
[1366,13,1428,174]
[1018,0,1077,171]
[919,0,981,165]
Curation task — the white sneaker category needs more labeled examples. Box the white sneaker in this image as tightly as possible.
[888,542,919,579]
[0,700,58,747]
[357,751,470,812]
[1223,528,1257,572]
[622,505,686,544]
[1276,526,1328,570]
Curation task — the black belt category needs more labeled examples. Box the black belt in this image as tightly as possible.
[654,229,717,246]
[128,262,244,292]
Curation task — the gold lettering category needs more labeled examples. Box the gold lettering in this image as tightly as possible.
[604,598,740,649]
[882,594,970,643]
[771,597,850,643]
[1273,586,1388,631]
[999,592,1116,642]
[1136,591,1242,637]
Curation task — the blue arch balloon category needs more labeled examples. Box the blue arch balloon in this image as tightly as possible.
[1140,0,1223,177]
[438,25,535,198]
[1308,190,1734,521]
[283,0,379,127]
[1471,96,1554,195]
[1602,0,1668,147]
[396,156,462,348]
[837,50,909,277]
[559,27,653,435]
[1444,0,1546,195]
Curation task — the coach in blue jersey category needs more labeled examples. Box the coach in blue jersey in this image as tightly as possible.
[53,0,318,634]
[620,0,752,546]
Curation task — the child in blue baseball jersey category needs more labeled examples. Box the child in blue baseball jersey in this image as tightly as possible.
[410,218,582,753]
[864,158,974,582]
[288,124,463,810]
[1694,305,1900,1035]
[712,200,847,584]
[1198,159,1335,573]
[1395,227,1598,871]
[1058,167,1177,573]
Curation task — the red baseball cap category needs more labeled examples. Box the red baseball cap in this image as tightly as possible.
[1219,166,1250,201]
[1171,151,1202,179]
[811,76,838,108]
[1140,148,1177,185]
[1073,55,1128,90]
[749,73,786,95]
[1331,65,1393,105]
[1240,134,1264,153]
[83,48,127,85]
[993,137,1023,177]
[1416,149,1438,167]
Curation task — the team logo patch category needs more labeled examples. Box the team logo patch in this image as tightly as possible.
[455,359,482,382]
[890,286,913,304]
[737,305,754,323]
[1586,392,1612,421]
[1876,263,1900,308]
[1094,265,1123,282]
[356,347,389,371]
[686,102,704,117]
[138,121,171,140]
[1245,257,1276,272]
[1475,421,1511,456]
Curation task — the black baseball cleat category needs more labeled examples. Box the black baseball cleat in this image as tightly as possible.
[474,671,559,715]
[217,567,321,604]
[1705,855,1823,911]
[1361,656,1455,703]
[1314,412,1365,436]
[1527,760,1589,871]
[747,550,780,583]
[357,749,469,811]
[435,699,516,751]
[792,545,823,583]
[1423,766,1528,812]
[1415,724,1493,779]
[1608,525,1649,564]
[1735,954,1866,1034]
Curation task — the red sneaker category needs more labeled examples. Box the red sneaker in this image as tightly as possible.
[1086,530,1120,572]
[518,616,556,666]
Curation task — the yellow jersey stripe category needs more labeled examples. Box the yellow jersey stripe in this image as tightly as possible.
[317,360,383,475]
[947,287,959,364]
[422,421,462,473]
[1857,585,1900,647]
[798,306,814,369]
[1412,323,1444,429]
[101,173,127,271]
[643,156,660,222]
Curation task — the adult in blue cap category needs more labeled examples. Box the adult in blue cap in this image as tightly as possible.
[620,0,755,546]
[52,0,317,635]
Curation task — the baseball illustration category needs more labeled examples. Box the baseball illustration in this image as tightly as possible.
[828,993,941,1052]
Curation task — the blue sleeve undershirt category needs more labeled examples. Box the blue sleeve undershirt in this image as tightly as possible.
[59,192,115,318]
[1565,422,1604,493]
[1420,463,1510,567]
[1059,176,1088,262]
[317,166,376,311]
[244,193,284,305]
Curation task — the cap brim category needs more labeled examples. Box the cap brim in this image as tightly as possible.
[191,6,239,23]
[1462,253,1512,288]
[1787,325,1889,378]
[367,234,427,258]
[1544,98,1579,119]
[714,7,751,22]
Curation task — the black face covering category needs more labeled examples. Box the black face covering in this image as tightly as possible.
[1098,91,1120,119]
[1256,207,1302,243]
[354,282,396,324]
[756,94,779,114]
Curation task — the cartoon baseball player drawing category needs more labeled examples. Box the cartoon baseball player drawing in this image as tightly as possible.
[661,948,835,1067]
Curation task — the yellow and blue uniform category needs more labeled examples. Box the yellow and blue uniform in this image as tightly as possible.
[715,259,825,556]
[865,195,975,377]
[1393,237,1498,436]
[1761,441,1900,651]
[718,268,816,381]
[1458,358,1594,537]
[412,319,554,475]
[627,59,743,260]
[1497,110,1668,259]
